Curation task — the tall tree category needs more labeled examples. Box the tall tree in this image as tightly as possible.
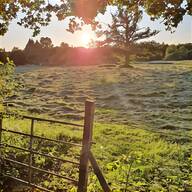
[98,6,159,67]
[40,37,53,48]
[60,42,69,48]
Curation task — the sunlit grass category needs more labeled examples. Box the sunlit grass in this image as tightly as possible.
[2,61,192,191]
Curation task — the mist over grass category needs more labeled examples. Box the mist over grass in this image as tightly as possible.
[1,61,192,191]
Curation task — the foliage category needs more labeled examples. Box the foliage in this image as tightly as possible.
[0,0,62,36]
[12,47,20,52]
[40,37,53,48]
[0,116,82,191]
[1,118,192,191]
[88,122,192,192]
[0,50,8,63]
[9,49,27,66]
[97,6,159,66]
[23,39,117,66]
[133,41,168,61]
[0,58,16,111]
[60,42,70,49]
[101,148,192,192]
[0,1,191,36]
[165,44,192,60]
[1,39,191,67]
[108,0,192,31]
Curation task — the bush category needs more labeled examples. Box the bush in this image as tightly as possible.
[0,58,15,110]
[0,51,9,63]
[165,45,191,60]
[187,50,192,59]
[9,50,27,66]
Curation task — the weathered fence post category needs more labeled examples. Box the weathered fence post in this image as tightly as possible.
[78,100,95,192]
[89,152,110,192]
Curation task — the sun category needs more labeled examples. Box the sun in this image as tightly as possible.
[81,32,91,47]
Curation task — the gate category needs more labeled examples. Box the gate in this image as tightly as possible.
[0,100,110,192]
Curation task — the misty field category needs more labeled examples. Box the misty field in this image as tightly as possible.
[3,61,192,191]
[13,61,192,131]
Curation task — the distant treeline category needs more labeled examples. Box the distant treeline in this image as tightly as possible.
[0,37,192,66]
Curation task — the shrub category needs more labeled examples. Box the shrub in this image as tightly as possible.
[0,58,15,111]
[9,50,27,66]
[165,45,190,60]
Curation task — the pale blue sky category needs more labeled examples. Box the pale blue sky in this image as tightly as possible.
[0,5,191,51]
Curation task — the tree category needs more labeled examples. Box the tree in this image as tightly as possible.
[0,49,8,63]
[24,39,42,54]
[165,45,177,55]
[40,37,53,48]
[12,47,20,52]
[134,41,168,61]
[0,1,191,36]
[9,50,27,66]
[60,42,69,48]
[97,6,159,66]
[164,45,189,60]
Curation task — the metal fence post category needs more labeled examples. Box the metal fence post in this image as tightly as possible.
[77,100,95,192]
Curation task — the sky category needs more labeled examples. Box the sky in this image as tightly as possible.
[0,5,191,51]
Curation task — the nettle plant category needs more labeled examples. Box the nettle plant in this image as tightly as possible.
[0,58,16,111]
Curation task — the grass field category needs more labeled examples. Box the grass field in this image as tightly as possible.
[2,61,192,191]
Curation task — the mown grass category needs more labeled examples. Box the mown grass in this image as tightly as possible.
[1,61,192,191]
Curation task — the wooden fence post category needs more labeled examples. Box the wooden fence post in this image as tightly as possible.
[89,152,110,192]
[78,100,95,192]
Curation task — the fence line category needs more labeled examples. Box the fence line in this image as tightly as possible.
[0,100,110,192]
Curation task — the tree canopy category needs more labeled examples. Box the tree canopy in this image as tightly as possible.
[40,37,53,48]
[97,6,159,66]
[0,0,191,36]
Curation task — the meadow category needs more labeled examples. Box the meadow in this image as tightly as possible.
[1,61,192,191]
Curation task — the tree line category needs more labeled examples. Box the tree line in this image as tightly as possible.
[1,2,191,67]
[0,37,191,66]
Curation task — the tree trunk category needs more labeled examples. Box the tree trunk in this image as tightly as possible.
[124,52,132,68]
[125,54,129,66]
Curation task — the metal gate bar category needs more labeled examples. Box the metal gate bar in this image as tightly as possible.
[0,101,110,192]
[1,128,82,147]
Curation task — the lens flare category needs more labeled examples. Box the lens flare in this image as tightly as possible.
[81,33,91,47]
